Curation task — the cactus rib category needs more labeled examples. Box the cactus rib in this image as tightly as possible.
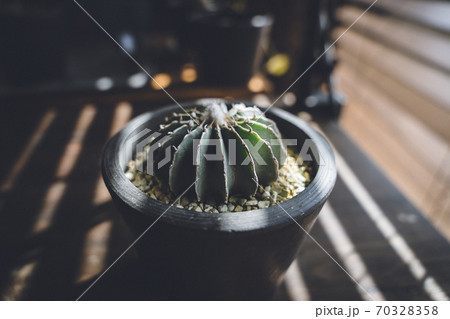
[146,101,287,203]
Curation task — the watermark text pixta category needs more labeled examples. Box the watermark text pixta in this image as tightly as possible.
[316,306,359,318]
[124,129,324,175]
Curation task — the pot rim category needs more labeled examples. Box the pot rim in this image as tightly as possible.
[102,100,336,233]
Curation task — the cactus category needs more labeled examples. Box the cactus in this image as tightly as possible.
[145,101,287,203]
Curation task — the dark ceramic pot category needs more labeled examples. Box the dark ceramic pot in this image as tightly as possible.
[102,101,336,300]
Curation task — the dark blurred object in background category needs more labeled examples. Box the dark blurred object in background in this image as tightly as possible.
[190,12,272,86]
[0,0,342,118]
[0,0,68,86]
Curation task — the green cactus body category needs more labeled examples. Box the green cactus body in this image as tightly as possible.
[146,101,287,203]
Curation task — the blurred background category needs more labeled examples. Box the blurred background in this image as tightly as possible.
[0,0,339,108]
[0,0,449,301]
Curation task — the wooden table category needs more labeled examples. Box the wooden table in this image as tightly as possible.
[0,98,449,300]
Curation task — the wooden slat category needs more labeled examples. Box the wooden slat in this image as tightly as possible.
[336,63,449,179]
[297,223,363,301]
[338,96,450,237]
[349,0,450,33]
[427,165,450,221]
[0,107,82,300]
[0,107,48,185]
[22,105,116,300]
[333,147,449,300]
[283,260,311,300]
[333,4,450,240]
[77,102,133,284]
[333,27,450,113]
[335,63,450,224]
[328,178,432,300]
[338,67,450,236]
[333,29,450,142]
[319,203,385,300]
[321,122,450,293]
[0,110,57,194]
[337,5,450,73]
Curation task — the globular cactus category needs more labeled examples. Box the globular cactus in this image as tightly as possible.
[146,101,287,203]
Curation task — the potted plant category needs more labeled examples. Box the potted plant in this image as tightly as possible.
[102,99,336,300]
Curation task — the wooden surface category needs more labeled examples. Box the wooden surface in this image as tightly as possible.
[334,2,450,239]
[349,0,450,33]
[0,101,449,300]
[337,5,450,73]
